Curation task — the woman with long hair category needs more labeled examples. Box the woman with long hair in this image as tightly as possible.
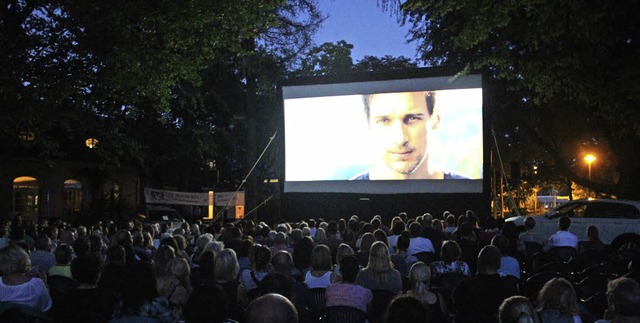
[537,277,582,323]
[356,241,402,292]
[407,262,446,323]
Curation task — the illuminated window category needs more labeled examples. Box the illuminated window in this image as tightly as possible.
[64,179,82,214]
[12,176,39,218]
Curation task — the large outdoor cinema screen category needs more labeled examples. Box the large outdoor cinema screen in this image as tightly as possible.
[282,71,484,194]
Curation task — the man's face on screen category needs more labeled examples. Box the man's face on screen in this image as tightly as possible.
[368,92,430,177]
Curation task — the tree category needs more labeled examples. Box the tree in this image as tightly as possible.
[388,0,640,199]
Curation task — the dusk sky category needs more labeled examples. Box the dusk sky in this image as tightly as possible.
[313,0,421,63]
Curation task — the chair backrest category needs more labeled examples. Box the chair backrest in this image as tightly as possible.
[368,290,398,323]
[413,252,435,265]
[549,246,577,262]
[0,303,51,323]
[522,271,567,299]
[582,291,608,320]
[535,261,573,276]
[308,288,326,313]
[524,241,544,259]
[576,274,610,301]
[531,252,562,272]
[316,306,368,323]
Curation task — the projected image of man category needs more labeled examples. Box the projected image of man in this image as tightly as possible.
[352,91,461,180]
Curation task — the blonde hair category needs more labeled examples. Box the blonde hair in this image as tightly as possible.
[409,262,431,305]
[0,245,31,275]
[365,241,394,285]
[214,248,240,282]
[336,243,355,264]
[537,277,579,315]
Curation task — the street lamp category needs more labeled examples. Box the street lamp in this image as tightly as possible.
[584,154,596,179]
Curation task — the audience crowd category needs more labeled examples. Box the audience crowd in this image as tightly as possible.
[0,210,639,323]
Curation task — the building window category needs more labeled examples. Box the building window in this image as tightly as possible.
[64,179,82,215]
[12,176,39,219]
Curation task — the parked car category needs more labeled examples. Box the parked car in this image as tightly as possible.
[141,205,185,233]
[505,198,640,246]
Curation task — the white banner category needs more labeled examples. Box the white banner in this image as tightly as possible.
[215,191,245,207]
[144,188,209,206]
[144,188,245,207]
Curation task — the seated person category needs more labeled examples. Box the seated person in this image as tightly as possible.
[304,245,333,289]
[54,254,119,322]
[544,216,578,251]
[491,235,521,279]
[325,255,372,312]
[356,241,403,293]
[518,217,546,253]
[49,243,74,278]
[391,232,418,277]
[453,245,519,323]
[0,245,52,313]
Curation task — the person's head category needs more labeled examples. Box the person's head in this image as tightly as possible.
[310,244,332,271]
[409,262,431,303]
[339,255,360,283]
[396,233,410,252]
[558,215,571,231]
[253,245,272,272]
[335,243,354,264]
[54,243,74,265]
[360,232,376,254]
[606,277,640,318]
[374,229,388,246]
[537,277,579,315]
[214,249,239,282]
[367,241,393,272]
[363,91,439,179]
[314,228,326,242]
[154,245,176,276]
[293,236,314,270]
[384,294,428,323]
[35,235,51,251]
[491,234,510,255]
[0,245,31,275]
[586,225,600,242]
[244,293,298,323]
[477,245,501,275]
[524,217,536,231]
[391,220,405,236]
[71,254,102,285]
[199,250,216,280]
[440,240,462,264]
[409,222,422,238]
[271,250,293,275]
[499,296,538,323]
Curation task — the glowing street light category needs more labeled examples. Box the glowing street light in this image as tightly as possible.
[584,154,596,179]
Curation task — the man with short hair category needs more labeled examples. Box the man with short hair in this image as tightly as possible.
[544,215,578,251]
[244,293,299,323]
[352,91,465,180]
[453,245,519,323]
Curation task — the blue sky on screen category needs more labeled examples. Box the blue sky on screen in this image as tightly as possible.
[314,0,420,63]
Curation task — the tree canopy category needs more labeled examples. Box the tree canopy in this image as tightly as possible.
[386,0,640,199]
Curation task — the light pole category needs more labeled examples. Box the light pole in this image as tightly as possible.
[584,154,596,179]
